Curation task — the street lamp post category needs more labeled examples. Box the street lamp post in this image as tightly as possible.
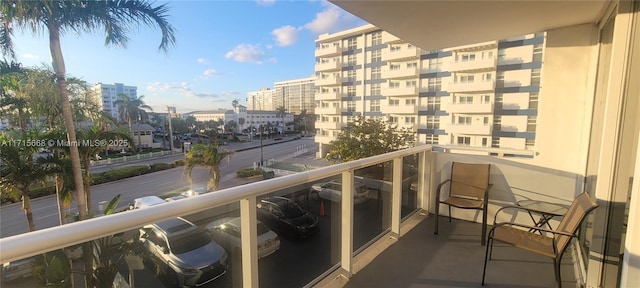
[254,95,264,167]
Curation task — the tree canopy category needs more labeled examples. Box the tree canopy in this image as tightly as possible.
[325,116,415,163]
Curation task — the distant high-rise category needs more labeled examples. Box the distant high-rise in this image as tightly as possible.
[246,88,275,111]
[91,83,138,122]
[274,76,316,115]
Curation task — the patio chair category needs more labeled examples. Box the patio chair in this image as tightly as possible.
[434,162,492,245]
[481,192,598,287]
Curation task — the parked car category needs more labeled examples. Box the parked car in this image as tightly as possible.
[165,195,186,202]
[206,217,280,259]
[181,187,209,198]
[309,179,371,204]
[138,217,228,287]
[129,195,165,210]
[256,196,319,240]
[1,256,36,283]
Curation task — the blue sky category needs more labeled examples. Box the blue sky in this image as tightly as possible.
[10,0,367,113]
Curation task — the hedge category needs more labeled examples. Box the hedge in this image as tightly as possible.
[236,167,263,178]
[1,163,178,204]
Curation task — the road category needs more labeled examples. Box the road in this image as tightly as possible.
[0,138,318,238]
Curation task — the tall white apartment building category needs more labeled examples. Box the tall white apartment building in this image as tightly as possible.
[314,24,543,158]
[91,83,138,122]
[246,88,275,111]
[273,76,316,115]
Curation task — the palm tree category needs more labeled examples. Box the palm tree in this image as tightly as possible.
[183,144,232,191]
[238,117,245,133]
[0,0,176,222]
[113,94,153,151]
[75,125,134,213]
[0,131,54,232]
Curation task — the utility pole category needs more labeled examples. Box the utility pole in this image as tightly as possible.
[167,106,174,151]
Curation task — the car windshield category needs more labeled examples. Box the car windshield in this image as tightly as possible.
[281,202,305,218]
[257,222,270,235]
[169,231,212,254]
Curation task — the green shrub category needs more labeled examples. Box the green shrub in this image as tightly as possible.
[174,159,185,166]
[150,162,175,172]
[236,167,263,178]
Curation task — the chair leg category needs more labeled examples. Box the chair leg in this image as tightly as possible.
[448,206,452,222]
[481,209,487,246]
[434,203,439,235]
[554,258,562,288]
[482,234,493,285]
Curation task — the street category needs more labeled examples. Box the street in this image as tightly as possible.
[0,138,318,238]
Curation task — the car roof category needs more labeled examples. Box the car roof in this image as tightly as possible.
[135,196,165,206]
[153,217,198,235]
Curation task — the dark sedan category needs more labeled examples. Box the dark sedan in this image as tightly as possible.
[257,196,319,240]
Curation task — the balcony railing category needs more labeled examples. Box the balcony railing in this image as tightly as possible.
[382,104,419,114]
[315,60,342,72]
[315,121,341,129]
[445,123,492,135]
[315,106,343,115]
[446,101,494,113]
[316,76,342,86]
[0,144,586,288]
[447,80,495,92]
[382,47,421,62]
[315,44,342,57]
[448,57,497,72]
[315,91,343,101]
[381,67,420,79]
[382,86,419,97]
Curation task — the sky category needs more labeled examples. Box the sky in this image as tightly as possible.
[10,0,367,114]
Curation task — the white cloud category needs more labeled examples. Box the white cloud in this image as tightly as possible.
[304,1,365,35]
[203,68,219,79]
[272,25,301,47]
[268,57,278,64]
[197,58,210,65]
[304,4,341,34]
[256,0,275,6]
[225,44,268,64]
[22,53,39,60]
[146,82,171,92]
[221,91,240,96]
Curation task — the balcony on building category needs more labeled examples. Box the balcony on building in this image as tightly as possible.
[381,31,401,44]
[315,121,342,130]
[448,57,497,72]
[445,123,492,135]
[314,133,336,144]
[315,43,342,57]
[315,59,342,72]
[315,106,343,115]
[316,76,342,86]
[446,101,494,113]
[381,66,420,79]
[315,91,343,101]
[382,86,419,97]
[448,80,495,93]
[382,104,419,114]
[382,46,421,62]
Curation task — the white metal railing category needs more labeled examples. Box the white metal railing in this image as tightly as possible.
[0,144,433,287]
[90,150,182,166]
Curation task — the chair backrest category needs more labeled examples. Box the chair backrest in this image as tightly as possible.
[449,162,491,199]
[554,192,599,256]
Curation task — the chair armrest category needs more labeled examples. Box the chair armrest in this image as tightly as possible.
[492,221,577,238]
[493,205,533,223]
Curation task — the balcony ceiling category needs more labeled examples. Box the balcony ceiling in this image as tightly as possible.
[330,0,610,50]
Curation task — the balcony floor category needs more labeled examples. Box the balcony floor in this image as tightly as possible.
[322,213,578,288]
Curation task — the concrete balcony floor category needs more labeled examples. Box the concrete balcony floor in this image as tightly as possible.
[320,213,578,288]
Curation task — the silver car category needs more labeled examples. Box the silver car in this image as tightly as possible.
[139,217,228,287]
[206,217,280,259]
[310,180,371,204]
